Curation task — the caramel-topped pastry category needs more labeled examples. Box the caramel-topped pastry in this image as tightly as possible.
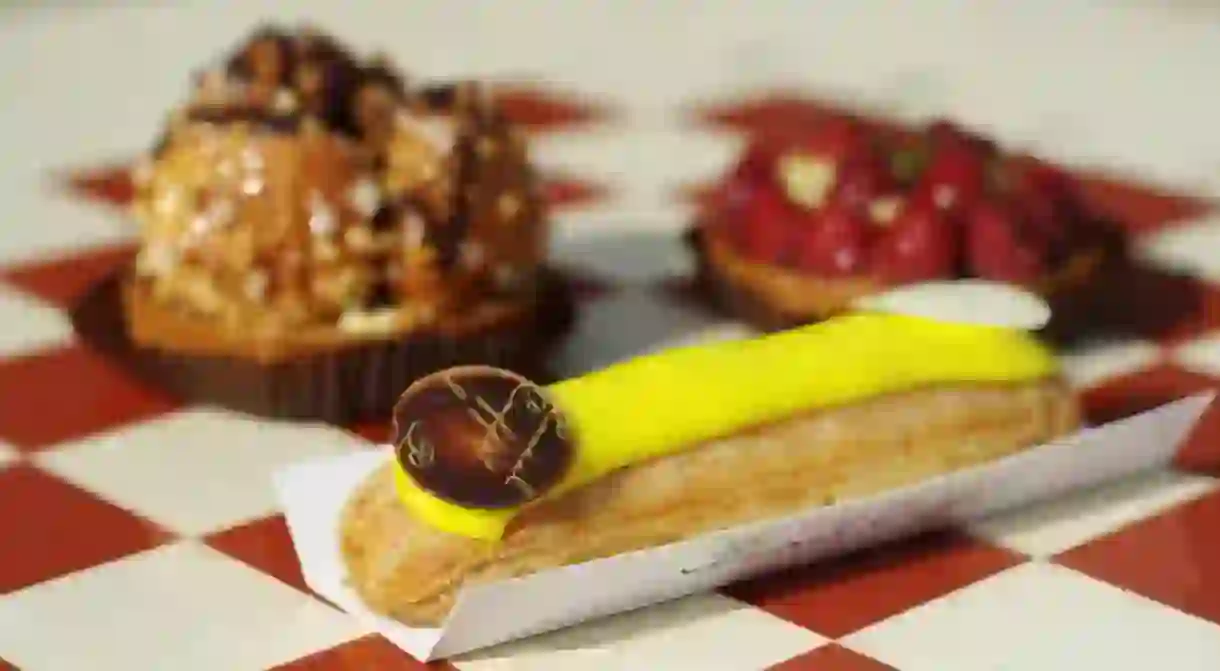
[127,26,557,363]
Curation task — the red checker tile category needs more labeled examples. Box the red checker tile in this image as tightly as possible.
[1074,171,1209,238]
[1114,267,1214,344]
[65,163,134,207]
[541,175,610,211]
[0,243,136,309]
[1154,281,1220,347]
[493,83,611,132]
[770,644,897,671]
[206,514,307,594]
[1057,488,1220,625]
[1082,363,1220,474]
[0,345,179,451]
[691,93,848,137]
[270,635,453,670]
[723,531,1025,638]
[347,421,391,445]
[0,464,170,594]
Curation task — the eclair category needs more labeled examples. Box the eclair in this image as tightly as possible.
[339,313,1080,625]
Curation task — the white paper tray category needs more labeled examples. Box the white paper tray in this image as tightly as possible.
[274,392,1212,661]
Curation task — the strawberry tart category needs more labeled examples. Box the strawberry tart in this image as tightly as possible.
[689,118,1126,338]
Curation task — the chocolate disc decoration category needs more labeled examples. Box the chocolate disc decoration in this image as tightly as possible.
[392,366,574,509]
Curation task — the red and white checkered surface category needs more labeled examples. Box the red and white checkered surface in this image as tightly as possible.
[6,4,1220,669]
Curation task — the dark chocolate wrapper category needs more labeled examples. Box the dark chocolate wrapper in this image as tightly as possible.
[684,227,1199,346]
[70,269,576,424]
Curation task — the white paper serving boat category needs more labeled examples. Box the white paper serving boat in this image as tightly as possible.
[274,391,1213,661]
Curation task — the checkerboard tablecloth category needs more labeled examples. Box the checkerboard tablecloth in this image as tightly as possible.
[4,3,1220,669]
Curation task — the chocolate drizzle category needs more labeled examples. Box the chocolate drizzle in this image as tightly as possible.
[441,126,480,269]
[224,28,298,85]
[200,26,407,143]
[416,82,459,112]
[186,105,304,133]
[392,366,574,509]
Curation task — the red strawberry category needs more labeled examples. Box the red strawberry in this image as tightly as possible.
[795,204,871,276]
[830,155,896,214]
[926,118,996,155]
[791,117,871,166]
[869,201,956,282]
[966,199,1048,284]
[734,185,798,263]
[927,119,962,144]
[911,143,987,216]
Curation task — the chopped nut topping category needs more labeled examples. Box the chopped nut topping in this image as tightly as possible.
[343,225,375,253]
[497,193,520,219]
[307,190,337,237]
[153,187,186,218]
[459,241,485,269]
[337,307,401,335]
[477,135,498,158]
[313,238,340,262]
[492,264,520,291]
[244,270,269,301]
[397,112,456,153]
[346,178,382,218]
[135,244,178,277]
[402,210,427,249]
[240,176,265,196]
[272,88,298,114]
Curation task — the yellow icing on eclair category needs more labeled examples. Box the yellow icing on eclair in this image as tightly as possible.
[393,313,1060,539]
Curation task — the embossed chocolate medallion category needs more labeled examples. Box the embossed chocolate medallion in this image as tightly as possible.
[392,366,574,509]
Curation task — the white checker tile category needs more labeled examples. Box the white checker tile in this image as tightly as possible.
[1173,331,1220,378]
[453,593,824,671]
[969,469,1218,557]
[553,286,724,376]
[0,541,365,671]
[845,562,1220,671]
[0,440,18,470]
[550,215,690,282]
[0,191,135,267]
[1058,338,1162,388]
[34,408,365,535]
[532,125,745,201]
[644,321,759,352]
[1137,214,1220,284]
[0,284,73,358]
[530,126,641,188]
